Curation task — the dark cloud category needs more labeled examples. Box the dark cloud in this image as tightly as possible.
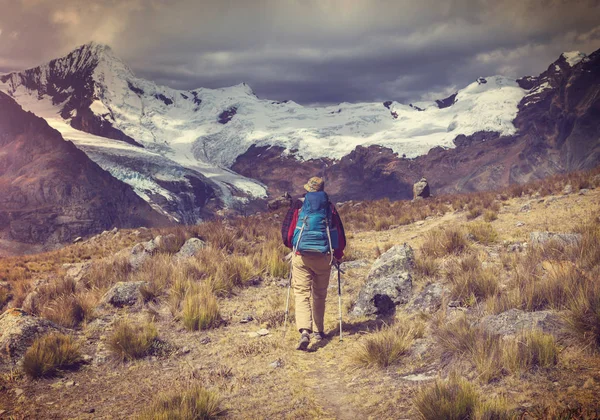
[1,0,600,104]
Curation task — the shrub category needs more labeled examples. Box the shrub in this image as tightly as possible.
[182,285,221,331]
[483,210,498,222]
[414,255,441,280]
[41,293,95,328]
[565,277,600,350]
[414,374,478,420]
[138,384,223,419]
[433,315,477,359]
[466,207,483,220]
[353,323,422,368]
[108,320,158,361]
[474,397,511,420]
[466,222,498,245]
[80,257,132,291]
[502,330,558,374]
[446,257,499,302]
[22,333,82,378]
[421,227,469,258]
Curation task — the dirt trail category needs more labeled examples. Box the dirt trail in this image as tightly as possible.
[305,357,364,420]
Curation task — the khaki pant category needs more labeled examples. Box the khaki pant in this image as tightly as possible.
[292,252,331,333]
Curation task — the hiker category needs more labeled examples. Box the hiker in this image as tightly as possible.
[281,176,346,351]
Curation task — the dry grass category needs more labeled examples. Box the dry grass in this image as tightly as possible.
[414,374,479,420]
[182,284,221,331]
[421,227,469,258]
[483,210,498,222]
[138,384,223,420]
[108,320,158,362]
[446,254,499,303]
[22,333,82,379]
[353,321,424,368]
[465,222,498,245]
[502,330,559,374]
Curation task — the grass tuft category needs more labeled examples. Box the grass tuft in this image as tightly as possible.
[354,321,423,368]
[22,333,82,379]
[182,284,221,331]
[108,320,158,362]
[138,384,223,419]
[414,374,478,420]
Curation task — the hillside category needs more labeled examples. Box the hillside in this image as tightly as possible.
[0,92,170,256]
[1,169,599,418]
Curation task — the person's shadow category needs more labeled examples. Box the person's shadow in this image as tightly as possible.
[307,317,392,352]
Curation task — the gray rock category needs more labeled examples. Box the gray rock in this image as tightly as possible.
[100,281,147,307]
[350,244,414,317]
[0,309,60,365]
[507,242,525,253]
[407,283,447,313]
[562,184,573,195]
[269,359,283,368]
[479,309,563,337]
[579,188,590,195]
[529,232,582,247]
[257,328,270,336]
[128,239,158,269]
[516,221,525,227]
[413,178,430,200]
[63,262,91,283]
[174,238,206,260]
[520,203,531,212]
[72,236,82,244]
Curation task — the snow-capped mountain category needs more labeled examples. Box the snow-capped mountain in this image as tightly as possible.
[1,42,598,218]
[1,42,529,216]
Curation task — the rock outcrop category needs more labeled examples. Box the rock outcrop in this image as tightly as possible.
[413,177,431,200]
[174,238,206,260]
[479,309,564,337]
[100,282,148,307]
[351,244,414,317]
[529,232,582,247]
[0,309,60,365]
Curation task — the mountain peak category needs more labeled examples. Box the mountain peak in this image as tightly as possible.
[560,51,586,67]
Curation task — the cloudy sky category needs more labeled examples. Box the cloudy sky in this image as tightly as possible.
[1,0,599,105]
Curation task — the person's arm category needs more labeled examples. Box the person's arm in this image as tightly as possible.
[331,205,346,260]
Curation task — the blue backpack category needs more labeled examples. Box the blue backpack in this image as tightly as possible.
[292,191,339,254]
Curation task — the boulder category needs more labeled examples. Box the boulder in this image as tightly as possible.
[100,281,147,307]
[267,192,292,210]
[174,238,206,260]
[0,309,60,365]
[407,283,448,313]
[63,262,92,283]
[128,239,158,269]
[413,177,431,200]
[350,244,414,317]
[529,232,582,247]
[479,309,563,337]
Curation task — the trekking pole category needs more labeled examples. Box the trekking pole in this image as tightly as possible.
[282,258,293,340]
[336,262,344,342]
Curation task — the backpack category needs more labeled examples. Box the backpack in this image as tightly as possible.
[292,191,339,254]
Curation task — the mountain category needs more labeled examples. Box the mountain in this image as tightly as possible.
[233,50,600,200]
[1,43,598,212]
[0,91,170,254]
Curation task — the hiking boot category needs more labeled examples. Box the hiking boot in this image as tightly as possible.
[312,332,325,342]
[296,331,310,351]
